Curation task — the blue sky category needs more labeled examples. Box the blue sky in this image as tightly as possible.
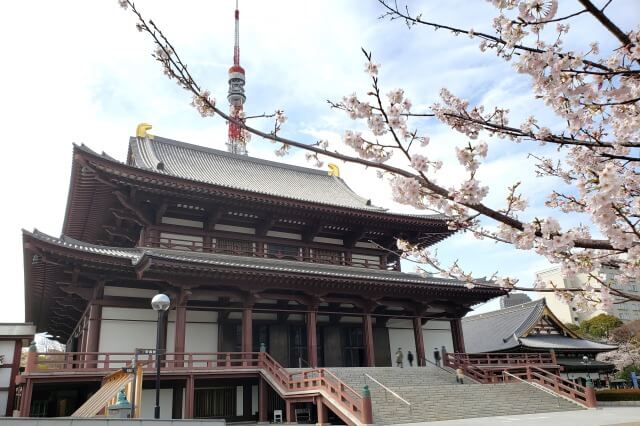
[0,0,638,321]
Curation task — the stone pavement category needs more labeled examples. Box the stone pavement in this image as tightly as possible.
[394,407,640,426]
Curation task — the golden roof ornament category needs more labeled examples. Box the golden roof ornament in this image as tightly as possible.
[136,123,153,139]
[327,163,340,177]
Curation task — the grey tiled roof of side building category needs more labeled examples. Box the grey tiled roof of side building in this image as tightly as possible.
[126,136,445,219]
[462,299,547,352]
[26,229,493,288]
[462,299,617,353]
[519,335,616,351]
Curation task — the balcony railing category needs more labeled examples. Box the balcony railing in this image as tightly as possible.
[23,351,373,425]
[144,235,394,270]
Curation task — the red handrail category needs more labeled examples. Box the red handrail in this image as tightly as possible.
[26,351,370,423]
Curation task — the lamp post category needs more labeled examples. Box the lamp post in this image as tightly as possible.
[151,293,170,419]
[582,355,593,388]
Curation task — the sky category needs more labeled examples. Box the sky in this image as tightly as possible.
[0,0,638,323]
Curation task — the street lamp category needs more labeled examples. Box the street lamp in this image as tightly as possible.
[151,293,170,419]
[582,355,593,388]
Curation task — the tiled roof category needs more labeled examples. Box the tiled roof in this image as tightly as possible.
[462,299,616,353]
[519,335,617,351]
[127,136,387,211]
[462,299,546,352]
[26,230,490,289]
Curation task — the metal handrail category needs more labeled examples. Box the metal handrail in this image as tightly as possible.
[364,373,411,409]
[502,370,561,408]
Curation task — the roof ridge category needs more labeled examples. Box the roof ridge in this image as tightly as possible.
[141,135,337,177]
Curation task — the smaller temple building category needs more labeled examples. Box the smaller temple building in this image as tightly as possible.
[462,299,617,387]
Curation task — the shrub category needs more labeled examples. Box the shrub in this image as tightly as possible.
[596,389,640,401]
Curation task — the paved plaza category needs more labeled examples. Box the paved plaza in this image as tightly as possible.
[398,407,640,426]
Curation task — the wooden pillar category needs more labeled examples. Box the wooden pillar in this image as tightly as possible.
[363,313,375,367]
[317,397,328,425]
[285,400,293,424]
[450,319,466,353]
[413,317,426,366]
[172,384,183,419]
[258,377,268,422]
[174,290,190,365]
[6,339,24,415]
[306,306,318,367]
[19,379,33,417]
[184,376,195,419]
[242,307,253,353]
[85,305,102,368]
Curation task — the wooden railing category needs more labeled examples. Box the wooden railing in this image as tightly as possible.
[443,351,596,408]
[444,351,557,369]
[25,351,372,424]
[145,235,393,270]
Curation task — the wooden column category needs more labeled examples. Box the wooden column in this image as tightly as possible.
[242,307,253,353]
[174,290,190,365]
[450,319,466,353]
[413,317,426,366]
[85,285,103,368]
[184,376,195,419]
[317,397,328,425]
[285,400,293,424]
[5,339,23,416]
[306,305,318,367]
[363,313,375,367]
[19,379,33,417]
[258,377,268,422]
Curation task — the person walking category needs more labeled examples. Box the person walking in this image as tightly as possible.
[407,351,414,367]
[456,367,465,384]
[433,347,441,367]
[395,347,404,368]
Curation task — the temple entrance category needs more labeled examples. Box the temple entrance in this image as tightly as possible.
[193,387,235,419]
[342,327,365,367]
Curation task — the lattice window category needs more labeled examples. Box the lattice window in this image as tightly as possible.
[312,248,344,265]
[266,244,301,260]
[215,238,255,256]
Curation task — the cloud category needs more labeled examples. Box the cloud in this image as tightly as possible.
[0,0,637,323]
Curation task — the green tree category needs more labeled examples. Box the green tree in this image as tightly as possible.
[615,364,640,381]
[564,323,582,337]
[580,314,623,339]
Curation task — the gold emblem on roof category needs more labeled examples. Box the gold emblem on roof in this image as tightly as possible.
[328,163,340,177]
[136,123,154,139]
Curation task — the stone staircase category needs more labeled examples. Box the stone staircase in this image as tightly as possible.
[328,366,583,424]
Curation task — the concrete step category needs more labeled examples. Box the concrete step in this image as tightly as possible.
[326,367,583,424]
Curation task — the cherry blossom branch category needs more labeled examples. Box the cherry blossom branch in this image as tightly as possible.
[577,0,632,46]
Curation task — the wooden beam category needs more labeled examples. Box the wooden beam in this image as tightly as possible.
[302,221,323,243]
[103,226,136,243]
[256,214,276,237]
[113,190,152,225]
[344,227,367,249]
[205,207,224,231]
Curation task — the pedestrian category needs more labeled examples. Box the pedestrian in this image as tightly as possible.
[433,347,441,367]
[407,351,414,367]
[395,347,404,368]
[456,367,464,384]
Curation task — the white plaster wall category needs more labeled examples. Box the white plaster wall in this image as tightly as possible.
[0,368,12,388]
[251,385,258,415]
[0,390,7,417]
[387,320,416,365]
[185,323,218,353]
[99,307,158,353]
[236,386,243,416]
[140,388,173,419]
[0,341,15,365]
[422,322,454,363]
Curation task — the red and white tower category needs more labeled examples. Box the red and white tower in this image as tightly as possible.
[226,0,247,155]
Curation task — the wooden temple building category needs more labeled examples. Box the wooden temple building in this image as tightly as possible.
[19,134,506,421]
[462,299,617,387]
